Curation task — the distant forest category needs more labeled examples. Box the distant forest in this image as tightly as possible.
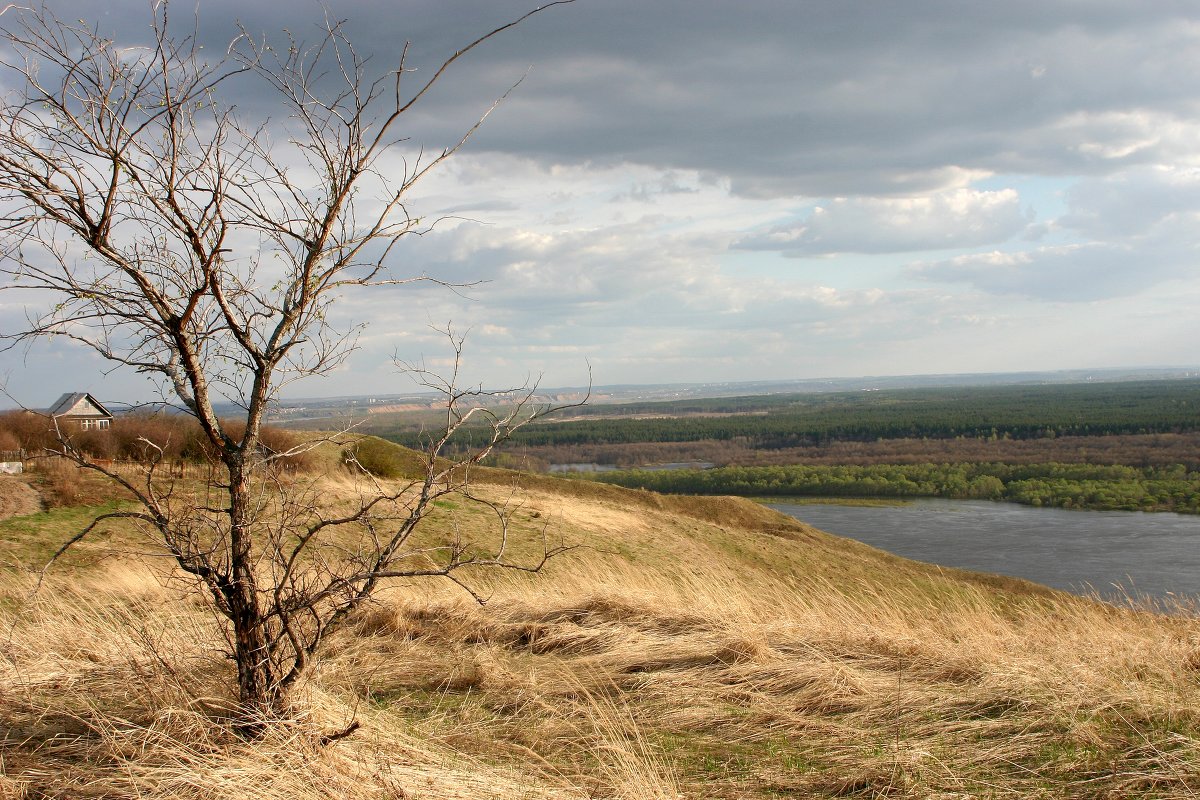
[360,379,1200,512]
[370,379,1200,452]
[503,380,1200,447]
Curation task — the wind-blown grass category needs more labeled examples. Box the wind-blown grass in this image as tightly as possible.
[4,453,1200,797]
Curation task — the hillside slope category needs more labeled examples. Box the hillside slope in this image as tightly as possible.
[2,444,1199,798]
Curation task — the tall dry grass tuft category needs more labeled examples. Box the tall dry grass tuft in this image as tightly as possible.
[317,548,1200,798]
[28,457,82,509]
[566,673,682,800]
[0,566,588,799]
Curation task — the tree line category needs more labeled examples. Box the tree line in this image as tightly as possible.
[489,380,1200,449]
[584,462,1200,514]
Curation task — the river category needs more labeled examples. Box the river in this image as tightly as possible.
[767,499,1200,602]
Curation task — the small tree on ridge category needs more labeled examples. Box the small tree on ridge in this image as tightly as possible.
[0,1,577,723]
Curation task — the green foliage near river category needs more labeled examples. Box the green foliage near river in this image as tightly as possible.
[584,462,1200,514]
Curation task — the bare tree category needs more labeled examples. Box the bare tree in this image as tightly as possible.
[0,1,579,722]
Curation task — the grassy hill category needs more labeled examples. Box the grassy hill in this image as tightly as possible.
[3,439,1200,798]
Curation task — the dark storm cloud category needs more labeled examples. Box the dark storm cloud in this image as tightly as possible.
[29,0,1200,198]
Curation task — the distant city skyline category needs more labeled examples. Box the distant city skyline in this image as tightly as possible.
[3,1,1199,407]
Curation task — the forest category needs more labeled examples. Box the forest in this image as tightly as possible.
[507,380,1200,447]
[349,379,1200,513]
[368,380,1200,449]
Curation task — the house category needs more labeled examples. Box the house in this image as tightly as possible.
[48,392,115,431]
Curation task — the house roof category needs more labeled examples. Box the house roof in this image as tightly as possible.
[48,392,114,419]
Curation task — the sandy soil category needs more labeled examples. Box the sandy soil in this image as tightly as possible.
[0,475,42,519]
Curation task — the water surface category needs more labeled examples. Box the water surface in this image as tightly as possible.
[768,499,1200,601]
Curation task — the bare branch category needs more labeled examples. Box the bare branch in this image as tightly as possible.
[0,1,581,725]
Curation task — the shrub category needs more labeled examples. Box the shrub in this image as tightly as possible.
[0,410,312,471]
[183,419,313,471]
[108,412,193,462]
[0,428,21,454]
[258,425,314,472]
[0,410,56,452]
[31,457,81,508]
[344,437,420,479]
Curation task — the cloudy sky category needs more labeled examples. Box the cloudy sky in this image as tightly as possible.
[3,0,1200,405]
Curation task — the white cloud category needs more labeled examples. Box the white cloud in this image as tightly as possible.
[911,164,1200,301]
[1059,165,1200,238]
[735,189,1031,256]
[909,243,1174,301]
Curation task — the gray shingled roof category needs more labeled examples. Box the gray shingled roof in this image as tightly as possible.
[48,392,114,419]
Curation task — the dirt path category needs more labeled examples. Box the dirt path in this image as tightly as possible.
[0,475,42,520]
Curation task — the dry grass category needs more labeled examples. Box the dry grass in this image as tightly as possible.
[0,476,40,521]
[330,556,1200,799]
[0,565,591,800]
[3,457,1200,798]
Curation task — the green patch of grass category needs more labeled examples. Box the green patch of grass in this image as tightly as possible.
[651,731,755,781]
[374,685,486,715]
[0,500,137,568]
[342,436,429,479]
[1033,736,1102,770]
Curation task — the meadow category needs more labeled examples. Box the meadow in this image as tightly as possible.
[4,438,1200,798]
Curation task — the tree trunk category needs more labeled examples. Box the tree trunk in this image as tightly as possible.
[226,465,278,720]
[230,575,275,715]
